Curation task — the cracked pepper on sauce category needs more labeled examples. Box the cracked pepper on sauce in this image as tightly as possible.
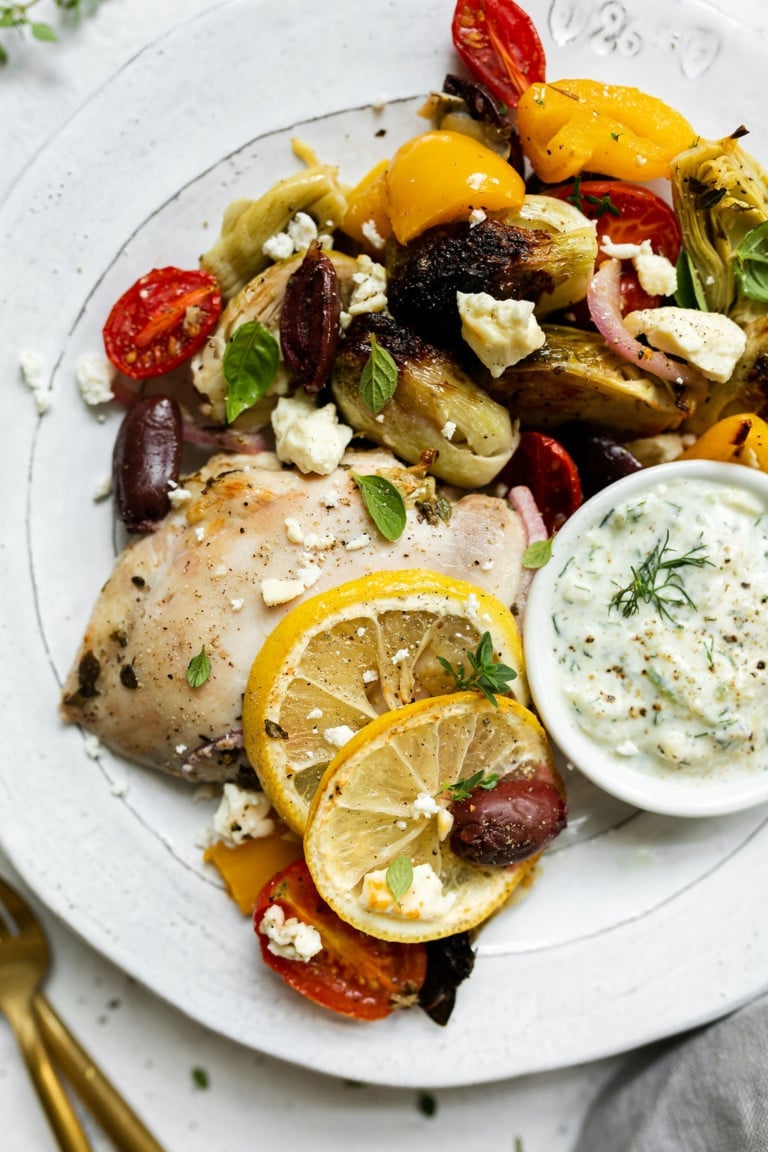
[550,477,768,780]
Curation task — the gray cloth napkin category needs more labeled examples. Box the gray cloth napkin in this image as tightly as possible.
[574,993,768,1151]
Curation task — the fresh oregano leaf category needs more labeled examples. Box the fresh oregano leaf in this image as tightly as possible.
[223,320,279,424]
[351,473,407,541]
[359,334,398,413]
[674,250,707,311]
[386,856,413,903]
[30,21,56,41]
[187,645,211,689]
[523,537,553,569]
[734,221,768,303]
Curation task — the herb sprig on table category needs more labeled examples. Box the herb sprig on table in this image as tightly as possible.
[0,1,97,62]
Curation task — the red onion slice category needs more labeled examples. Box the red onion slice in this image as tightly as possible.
[587,259,706,410]
[508,484,548,625]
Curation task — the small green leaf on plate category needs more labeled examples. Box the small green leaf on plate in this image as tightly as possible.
[523,537,553,569]
[351,473,407,541]
[674,250,707,311]
[359,334,398,413]
[734,220,768,303]
[223,320,279,424]
[187,645,211,689]
[386,856,413,903]
[31,22,57,41]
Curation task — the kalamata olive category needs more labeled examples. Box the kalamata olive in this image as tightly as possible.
[112,395,182,532]
[557,426,643,500]
[418,931,476,1027]
[449,777,567,867]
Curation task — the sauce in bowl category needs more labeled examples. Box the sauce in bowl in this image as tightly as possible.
[524,460,768,816]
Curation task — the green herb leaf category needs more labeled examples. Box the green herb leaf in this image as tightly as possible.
[386,856,413,903]
[437,630,517,706]
[0,39,7,61]
[442,770,499,803]
[351,473,407,541]
[734,221,768,303]
[187,645,211,689]
[417,1091,437,1118]
[523,537,553,569]
[191,1066,210,1090]
[675,250,707,310]
[30,21,56,40]
[223,320,279,424]
[584,190,620,218]
[359,333,398,413]
[609,529,713,624]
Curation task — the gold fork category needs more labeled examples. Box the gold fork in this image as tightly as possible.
[0,874,166,1152]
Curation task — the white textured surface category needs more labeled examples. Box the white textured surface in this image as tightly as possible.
[0,0,766,1147]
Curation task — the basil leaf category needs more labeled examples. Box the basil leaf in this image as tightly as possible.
[734,221,768,303]
[386,856,413,903]
[223,321,279,424]
[187,645,211,689]
[523,538,553,569]
[674,250,707,311]
[351,473,407,541]
[359,334,398,413]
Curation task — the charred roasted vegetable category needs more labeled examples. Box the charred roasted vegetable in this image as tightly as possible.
[683,313,768,433]
[503,195,597,314]
[192,252,359,427]
[483,324,686,437]
[386,216,596,352]
[331,313,518,487]
[200,165,348,298]
[671,134,768,319]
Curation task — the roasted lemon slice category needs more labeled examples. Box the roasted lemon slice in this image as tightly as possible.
[303,692,558,943]
[243,570,526,835]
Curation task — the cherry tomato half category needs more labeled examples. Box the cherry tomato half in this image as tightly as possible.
[452,0,546,110]
[253,860,427,1021]
[501,431,582,533]
[103,267,222,380]
[549,180,682,311]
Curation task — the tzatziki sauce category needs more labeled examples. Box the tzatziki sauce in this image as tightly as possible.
[550,475,768,784]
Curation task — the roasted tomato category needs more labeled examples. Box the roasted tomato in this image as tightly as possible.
[103,267,222,379]
[549,180,682,311]
[253,860,427,1021]
[501,431,582,533]
[451,0,546,110]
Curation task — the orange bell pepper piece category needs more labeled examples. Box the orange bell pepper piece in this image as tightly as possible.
[339,157,393,252]
[204,830,304,915]
[385,130,525,244]
[517,79,695,184]
[681,413,768,470]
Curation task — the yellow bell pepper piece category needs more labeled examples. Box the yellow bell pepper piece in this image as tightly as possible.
[517,79,696,184]
[681,413,768,470]
[385,130,525,244]
[339,157,393,251]
[204,830,304,915]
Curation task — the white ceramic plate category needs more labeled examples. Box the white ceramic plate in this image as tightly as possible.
[2,0,768,1089]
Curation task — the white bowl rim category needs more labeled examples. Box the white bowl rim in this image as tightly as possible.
[523,457,768,818]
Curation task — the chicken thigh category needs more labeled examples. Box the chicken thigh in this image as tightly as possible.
[61,449,528,782]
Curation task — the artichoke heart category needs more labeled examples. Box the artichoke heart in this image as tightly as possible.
[331,314,519,488]
[201,164,348,299]
[192,251,359,427]
[671,134,768,318]
[483,324,686,437]
[683,312,768,434]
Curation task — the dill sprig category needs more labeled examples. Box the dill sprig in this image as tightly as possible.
[437,630,517,706]
[609,530,713,623]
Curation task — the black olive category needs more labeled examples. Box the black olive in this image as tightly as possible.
[112,395,182,532]
[450,777,567,867]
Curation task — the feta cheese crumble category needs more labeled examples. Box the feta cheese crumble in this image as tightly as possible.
[271,393,353,476]
[457,291,546,377]
[260,577,307,607]
[340,255,388,328]
[360,863,456,920]
[261,212,328,261]
[259,904,323,962]
[600,236,677,298]
[212,783,275,847]
[19,350,51,414]
[324,725,357,748]
[623,307,747,383]
[76,353,115,405]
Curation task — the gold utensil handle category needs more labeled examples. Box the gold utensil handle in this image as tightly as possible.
[7,999,93,1152]
[33,994,166,1152]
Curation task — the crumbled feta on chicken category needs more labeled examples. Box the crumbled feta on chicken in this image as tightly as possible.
[259,904,323,962]
[340,255,388,328]
[623,307,747,383]
[271,392,354,475]
[360,862,456,920]
[457,291,546,377]
[599,236,677,298]
[76,353,115,405]
[212,783,275,847]
[260,577,307,607]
